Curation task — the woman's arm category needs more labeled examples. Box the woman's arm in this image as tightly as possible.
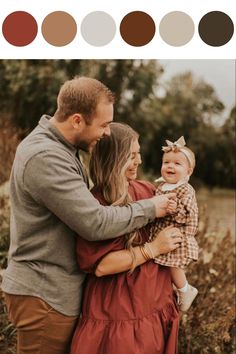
[95,226,182,277]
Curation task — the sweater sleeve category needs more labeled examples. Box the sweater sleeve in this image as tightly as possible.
[76,180,156,273]
[23,151,156,241]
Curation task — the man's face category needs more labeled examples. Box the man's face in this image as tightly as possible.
[76,100,113,152]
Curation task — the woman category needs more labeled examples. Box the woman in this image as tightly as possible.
[71,123,181,354]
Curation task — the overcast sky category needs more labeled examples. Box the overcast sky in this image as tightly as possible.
[158,60,235,119]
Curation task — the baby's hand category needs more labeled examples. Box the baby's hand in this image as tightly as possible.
[167,199,177,214]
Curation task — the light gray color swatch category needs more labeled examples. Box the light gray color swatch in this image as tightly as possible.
[81,11,116,46]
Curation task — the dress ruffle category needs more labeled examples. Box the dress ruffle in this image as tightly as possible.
[71,302,179,354]
[71,181,179,354]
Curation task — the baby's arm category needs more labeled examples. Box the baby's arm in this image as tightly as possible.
[175,187,198,237]
[155,183,178,215]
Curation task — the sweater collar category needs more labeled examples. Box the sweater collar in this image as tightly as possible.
[38,115,78,156]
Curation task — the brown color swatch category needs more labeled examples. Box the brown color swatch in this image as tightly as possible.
[120,11,155,47]
[2,11,38,46]
[42,11,77,47]
[198,11,234,46]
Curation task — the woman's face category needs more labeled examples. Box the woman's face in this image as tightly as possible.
[125,138,142,181]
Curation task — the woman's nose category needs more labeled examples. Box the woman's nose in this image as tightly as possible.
[135,155,142,165]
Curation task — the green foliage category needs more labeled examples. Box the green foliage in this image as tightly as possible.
[0,60,235,188]
[0,193,10,269]
[0,291,16,354]
[0,193,15,353]
[178,221,235,353]
[0,119,22,185]
[140,72,228,179]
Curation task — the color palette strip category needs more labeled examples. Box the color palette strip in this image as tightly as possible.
[0,0,235,60]
[1,10,234,48]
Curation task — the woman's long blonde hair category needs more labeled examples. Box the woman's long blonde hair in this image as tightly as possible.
[90,122,141,272]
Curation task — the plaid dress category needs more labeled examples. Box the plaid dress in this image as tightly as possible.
[150,182,199,269]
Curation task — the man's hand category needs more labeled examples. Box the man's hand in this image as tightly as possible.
[150,193,176,218]
[151,225,183,257]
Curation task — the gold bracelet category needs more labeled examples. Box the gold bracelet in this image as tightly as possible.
[139,245,147,260]
[139,245,151,261]
[144,242,155,259]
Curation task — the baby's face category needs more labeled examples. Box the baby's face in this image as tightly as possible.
[161,151,191,184]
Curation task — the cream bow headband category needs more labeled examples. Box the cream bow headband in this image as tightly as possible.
[162,136,194,168]
[162,136,186,153]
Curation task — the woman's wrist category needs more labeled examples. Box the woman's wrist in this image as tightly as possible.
[139,242,156,260]
[150,240,160,258]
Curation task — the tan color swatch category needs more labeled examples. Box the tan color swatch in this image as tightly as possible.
[42,11,77,47]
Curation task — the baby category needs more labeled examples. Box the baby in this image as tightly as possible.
[151,136,199,312]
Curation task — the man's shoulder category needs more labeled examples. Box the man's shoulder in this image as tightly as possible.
[16,128,72,165]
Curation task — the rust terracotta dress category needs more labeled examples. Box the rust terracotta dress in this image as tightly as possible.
[71,180,179,354]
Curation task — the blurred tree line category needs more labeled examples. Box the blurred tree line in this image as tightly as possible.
[0,59,235,188]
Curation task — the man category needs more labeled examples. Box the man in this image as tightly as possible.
[2,77,181,353]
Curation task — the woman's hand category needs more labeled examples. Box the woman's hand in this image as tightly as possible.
[150,225,182,257]
[95,226,182,277]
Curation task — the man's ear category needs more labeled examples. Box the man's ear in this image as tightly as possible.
[71,113,83,129]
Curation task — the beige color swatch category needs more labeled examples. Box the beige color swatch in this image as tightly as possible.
[160,11,194,46]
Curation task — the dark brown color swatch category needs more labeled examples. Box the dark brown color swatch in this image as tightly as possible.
[198,11,234,46]
[120,11,155,47]
[2,11,38,46]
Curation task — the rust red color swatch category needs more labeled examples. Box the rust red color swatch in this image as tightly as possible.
[2,11,38,47]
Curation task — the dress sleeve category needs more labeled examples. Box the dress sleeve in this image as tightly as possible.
[174,187,198,236]
[76,236,125,273]
[175,192,196,223]
[76,181,155,273]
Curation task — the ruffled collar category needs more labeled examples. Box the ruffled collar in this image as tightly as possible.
[161,176,189,191]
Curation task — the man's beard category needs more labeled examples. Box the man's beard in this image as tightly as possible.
[76,140,93,153]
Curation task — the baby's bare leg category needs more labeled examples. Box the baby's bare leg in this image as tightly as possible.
[170,267,187,289]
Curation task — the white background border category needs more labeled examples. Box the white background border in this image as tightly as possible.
[0,0,235,59]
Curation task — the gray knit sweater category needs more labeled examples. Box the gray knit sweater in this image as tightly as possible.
[1,115,155,316]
